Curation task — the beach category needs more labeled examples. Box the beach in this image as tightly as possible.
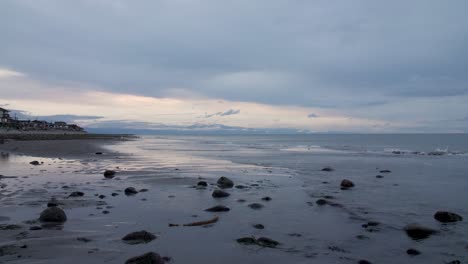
[0,134,467,263]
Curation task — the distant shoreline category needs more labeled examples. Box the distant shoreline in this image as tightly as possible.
[0,131,136,141]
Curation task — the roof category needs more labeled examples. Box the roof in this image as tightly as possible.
[0,107,10,113]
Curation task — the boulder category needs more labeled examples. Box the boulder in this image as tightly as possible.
[404,224,437,240]
[217,177,234,188]
[125,252,164,264]
[340,179,355,189]
[39,207,67,222]
[122,230,157,244]
[205,205,230,212]
[212,189,230,198]
[434,211,463,223]
[103,170,116,179]
[125,187,138,195]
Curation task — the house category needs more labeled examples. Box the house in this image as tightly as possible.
[0,107,11,124]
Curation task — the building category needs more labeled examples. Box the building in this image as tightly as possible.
[0,107,11,124]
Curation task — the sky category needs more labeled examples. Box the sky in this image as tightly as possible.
[1,0,468,133]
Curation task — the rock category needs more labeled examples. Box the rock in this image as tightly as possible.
[102,210,110,214]
[39,207,67,222]
[122,230,157,244]
[253,224,264,229]
[379,170,391,173]
[404,224,437,240]
[376,175,384,178]
[205,205,230,212]
[217,176,234,188]
[125,187,138,195]
[340,179,355,189]
[95,152,103,155]
[69,191,84,197]
[235,185,247,189]
[125,252,164,264]
[446,261,461,264]
[248,203,264,210]
[197,181,208,187]
[103,170,116,179]
[321,167,334,172]
[30,161,40,166]
[358,260,372,264]
[98,195,106,199]
[236,237,257,245]
[406,248,421,255]
[47,202,59,207]
[434,211,463,223]
[256,237,280,248]
[316,199,327,205]
[212,189,230,198]
[77,237,92,243]
[29,226,42,230]
[261,196,272,201]
[111,192,119,196]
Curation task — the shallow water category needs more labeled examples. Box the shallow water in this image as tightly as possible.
[1,134,467,263]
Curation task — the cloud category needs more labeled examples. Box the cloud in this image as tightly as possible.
[7,109,103,124]
[205,109,240,118]
[308,113,319,118]
[0,68,24,79]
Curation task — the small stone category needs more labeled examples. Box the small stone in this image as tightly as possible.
[321,167,334,172]
[248,203,264,210]
[99,195,106,199]
[95,152,103,155]
[379,170,391,173]
[30,161,40,166]
[69,191,84,197]
[358,260,372,264]
[125,187,138,195]
[47,202,59,207]
[316,199,327,205]
[406,248,421,255]
[434,211,463,223]
[197,181,208,187]
[122,230,157,244]
[217,176,234,188]
[253,224,264,229]
[139,188,149,192]
[29,226,42,231]
[256,237,280,248]
[212,189,230,198]
[39,207,67,222]
[125,252,164,264]
[111,193,119,196]
[340,179,355,189]
[261,196,272,201]
[236,237,257,245]
[77,237,92,243]
[205,205,230,212]
[376,175,384,178]
[104,170,116,179]
[235,185,247,189]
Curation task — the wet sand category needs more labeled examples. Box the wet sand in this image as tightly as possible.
[0,137,466,263]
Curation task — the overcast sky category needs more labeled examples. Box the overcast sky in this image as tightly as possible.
[1,0,468,132]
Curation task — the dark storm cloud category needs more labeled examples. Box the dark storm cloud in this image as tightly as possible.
[1,0,468,109]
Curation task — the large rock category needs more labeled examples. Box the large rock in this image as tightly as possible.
[212,189,230,198]
[404,224,437,240]
[39,207,67,222]
[434,211,463,223]
[103,170,116,179]
[125,252,164,264]
[122,230,157,244]
[217,177,234,188]
[340,179,355,189]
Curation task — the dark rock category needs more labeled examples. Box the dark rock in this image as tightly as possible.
[261,196,272,201]
[256,237,280,248]
[205,205,230,212]
[321,167,334,172]
[379,170,391,173]
[212,189,230,198]
[139,189,148,192]
[29,226,42,230]
[122,230,157,244]
[253,224,264,229]
[406,248,421,255]
[103,170,116,179]
[367,221,380,227]
[404,224,437,240]
[69,191,84,197]
[77,237,92,243]
[235,185,247,189]
[125,187,138,195]
[358,260,372,264]
[47,202,58,207]
[248,203,264,210]
[237,199,246,203]
[102,210,110,214]
[39,207,67,222]
[340,179,355,189]
[316,199,327,205]
[376,175,384,178]
[197,181,208,187]
[30,161,40,166]
[95,152,103,155]
[446,261,461,264]
[111,192,119,196]
[236,237,257,245]
[98,195,106,199]
[125,252,164,264]
[434,211,463,223]
[217,176,234,188]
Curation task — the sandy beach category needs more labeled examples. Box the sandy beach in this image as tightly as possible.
[0,135,467,264]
